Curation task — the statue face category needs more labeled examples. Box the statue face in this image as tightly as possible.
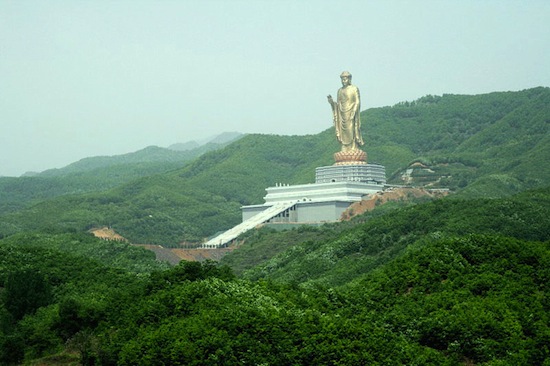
[340,75,351,87]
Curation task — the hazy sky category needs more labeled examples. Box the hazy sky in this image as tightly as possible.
[1,1,549,176]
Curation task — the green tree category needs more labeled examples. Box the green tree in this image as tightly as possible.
[2,269,52,321]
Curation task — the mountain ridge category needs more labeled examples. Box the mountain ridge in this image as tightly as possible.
[0,88,548,244]
[0,132,244,215]
[38,132,244,177]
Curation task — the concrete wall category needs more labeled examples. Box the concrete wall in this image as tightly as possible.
[242,205,267,221]
[242,200,352,224]
[295,201,351,222]
[315,163,386,184]
[264,181,383,204]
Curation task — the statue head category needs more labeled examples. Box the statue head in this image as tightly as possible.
[340,71,352,78]
[340,71,352,86]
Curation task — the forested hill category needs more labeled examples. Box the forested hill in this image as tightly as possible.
[0,134,242,214]
[368,87,550,196]
[1,88,549,364]
[38,131,243,177]
[0,87,548,245]
[231,186,550,286]
[1,187,548,364]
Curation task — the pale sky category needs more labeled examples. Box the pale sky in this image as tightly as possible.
[1,0,549,177]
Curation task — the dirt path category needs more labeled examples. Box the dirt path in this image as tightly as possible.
[341,187,449,220]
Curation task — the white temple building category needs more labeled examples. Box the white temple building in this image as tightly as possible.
[201,163,386,248]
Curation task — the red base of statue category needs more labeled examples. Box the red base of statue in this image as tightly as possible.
[334,149,367,165]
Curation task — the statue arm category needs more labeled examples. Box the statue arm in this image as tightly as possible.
[351,87,360,117]
[354,88,364,145]
[327,95,336,110]
[328,95,342,142]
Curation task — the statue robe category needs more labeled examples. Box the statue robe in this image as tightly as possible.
[334,84,364,152]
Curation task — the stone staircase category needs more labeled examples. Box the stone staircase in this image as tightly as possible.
[201,201,296,248]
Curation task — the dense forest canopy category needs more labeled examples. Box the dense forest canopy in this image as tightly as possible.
[0,188,548,364]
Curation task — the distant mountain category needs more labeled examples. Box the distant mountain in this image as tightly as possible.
[0,132,244,215]
[203,131,243,145]
[38,146,193,177]
[0,88,548,244]
[39,132,244,177]
[167,141,201,151]
[168,132,243,151]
